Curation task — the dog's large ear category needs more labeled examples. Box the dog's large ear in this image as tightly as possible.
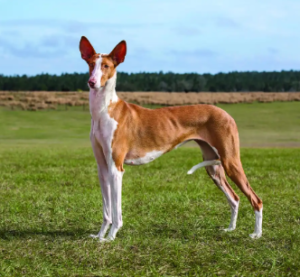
[109,40,127,66]
[79,36,96,61]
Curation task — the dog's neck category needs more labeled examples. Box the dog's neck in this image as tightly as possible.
[89,72,119,115]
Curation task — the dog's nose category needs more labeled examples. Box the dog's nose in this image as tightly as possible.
[88,79,96,88]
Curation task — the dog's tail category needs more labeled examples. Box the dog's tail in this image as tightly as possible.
[187,159,221,175]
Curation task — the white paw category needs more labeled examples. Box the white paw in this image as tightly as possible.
[106,235,115,241]
[249,232,262,239]
[223,227,235,232]
[90,234,109,242]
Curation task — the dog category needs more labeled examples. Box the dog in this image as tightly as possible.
[79,36,263,241]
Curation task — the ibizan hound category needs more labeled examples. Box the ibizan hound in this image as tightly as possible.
[79,36,263,241]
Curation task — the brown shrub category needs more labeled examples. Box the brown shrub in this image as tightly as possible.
[0,95,14,101]
[1,91,300,110]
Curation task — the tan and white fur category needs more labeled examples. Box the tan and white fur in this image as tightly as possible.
[79,36,263,241]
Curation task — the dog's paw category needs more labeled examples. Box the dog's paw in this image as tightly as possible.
[90,234,109,242]
[249,232,262,239]
[223,227,235,232]
[106,235,115,241]
[90,234,99,239]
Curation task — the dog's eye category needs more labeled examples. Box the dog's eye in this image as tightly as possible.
[104,64,109,69]
[89,63,95,67]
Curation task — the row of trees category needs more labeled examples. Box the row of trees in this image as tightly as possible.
[1,70,300,92]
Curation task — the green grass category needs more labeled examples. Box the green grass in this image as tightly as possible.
[0,106,91,145]
[0,102,300,276]
[1,101,300,147]
[217,102,300,147]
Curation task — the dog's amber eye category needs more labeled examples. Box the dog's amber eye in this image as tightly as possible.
[104,64,109,69]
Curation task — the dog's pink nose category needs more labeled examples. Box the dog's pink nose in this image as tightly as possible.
[88,79,96,88]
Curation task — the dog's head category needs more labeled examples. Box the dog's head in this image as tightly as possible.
[79,37,127,89]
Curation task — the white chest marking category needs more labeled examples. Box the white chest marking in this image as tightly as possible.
[124,150,164,165]
[94,111,118,159]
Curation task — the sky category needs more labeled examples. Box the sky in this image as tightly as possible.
[0,0,300,75]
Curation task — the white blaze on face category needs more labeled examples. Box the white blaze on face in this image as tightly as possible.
[89,56,102,89]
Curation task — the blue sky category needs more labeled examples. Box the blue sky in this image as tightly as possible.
[0,0,300,75]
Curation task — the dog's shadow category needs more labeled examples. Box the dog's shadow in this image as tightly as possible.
[0,229,92,240]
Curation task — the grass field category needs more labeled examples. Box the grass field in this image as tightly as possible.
[0,102,300,276]
[1,101,300,147]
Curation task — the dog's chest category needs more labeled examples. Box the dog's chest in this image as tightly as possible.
[89,90,120,158]
[89,90,104,120]
[92,112,118,153]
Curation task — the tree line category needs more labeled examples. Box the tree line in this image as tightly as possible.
[1,70,300,92]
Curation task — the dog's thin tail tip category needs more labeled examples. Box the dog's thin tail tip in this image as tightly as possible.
[187,159,221,175]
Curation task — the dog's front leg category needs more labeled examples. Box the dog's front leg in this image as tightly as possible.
[93,163,112,241]
[90,130,112,241]
[106,164,124,241]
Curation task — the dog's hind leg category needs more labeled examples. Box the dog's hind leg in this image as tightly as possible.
[196,140,240,232]
[222,157,263,238]
[205,164,240,231]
